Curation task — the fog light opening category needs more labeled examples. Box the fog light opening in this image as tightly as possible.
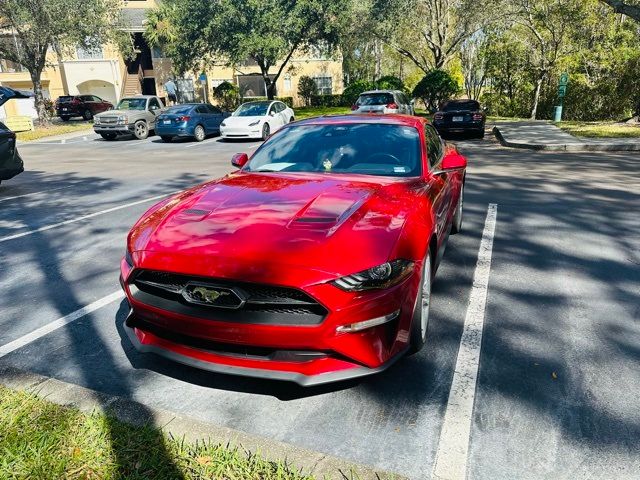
[336,310,400,333]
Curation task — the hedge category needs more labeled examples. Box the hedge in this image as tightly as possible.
[241,96,294,107]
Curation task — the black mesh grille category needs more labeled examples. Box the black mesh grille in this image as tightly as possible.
[130,269,327,325]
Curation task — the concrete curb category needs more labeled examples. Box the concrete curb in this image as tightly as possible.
[0,365,405,480]
[17,127,94,145]
[492,126,640,152]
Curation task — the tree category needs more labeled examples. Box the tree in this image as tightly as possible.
[0,0,129,123]
[381,0,502,73]
[412,69,460,111]
[147,0,343,100]
[599,0,640,21]
[297,76,318,106]
[213,81,240,111]
[460,33,488,100]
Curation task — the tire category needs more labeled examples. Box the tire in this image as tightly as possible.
[194,124,205,142]
[100,133,117,141]
[133,121,148,140]
[289,116,295,123]
[60,116,71,122]
[408,252,432,355]
[160,135,173,143]
[261,123,270,141]
[83,109,93,121]
[451,184,464,235]
[478,129,485,139]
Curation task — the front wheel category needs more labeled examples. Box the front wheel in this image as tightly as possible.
[133,121,148,140]
[261,123,270,141]
[194,124,205,142]
[451,184,464,235]
[408,252,432,355]
[289,116,295,123]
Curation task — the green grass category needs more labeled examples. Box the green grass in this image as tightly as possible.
[0,386,311,480]
[16,121,93,142]
[293,106,351,119]
[555,121,640,138]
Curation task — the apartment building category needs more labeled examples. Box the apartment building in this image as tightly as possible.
[0,0,343,119]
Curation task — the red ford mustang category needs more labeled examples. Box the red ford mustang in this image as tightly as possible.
[120,114,467,386]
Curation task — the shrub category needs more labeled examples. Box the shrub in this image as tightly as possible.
[213,81,240,111]
[375,75,405,92]
[240,96,294,107]
[309,94,349,107]
[412,70,460,112]
[297,76,318,106]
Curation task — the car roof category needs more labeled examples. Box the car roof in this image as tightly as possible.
[360,90,401,95]
[294,114,427,129]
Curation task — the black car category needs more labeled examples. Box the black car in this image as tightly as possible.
[433,99,486,138]
[56,95,113,121]
[0,87,32,186]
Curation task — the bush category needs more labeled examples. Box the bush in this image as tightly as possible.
[342,80,375,106]
[297,76,318,107]
[309,94,349,107]
[241,96,294,107]
[213,81,240,111]
[375,75,405,92]
[412,70,460,112]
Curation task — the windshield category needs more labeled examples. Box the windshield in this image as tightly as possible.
[116,98,147,110]
[441,100,480,112]
[165,105,194,115]
[246,123,421,177]
[357,93,394,106]
[234,102,270,117]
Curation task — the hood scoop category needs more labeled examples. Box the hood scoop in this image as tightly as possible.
[178,208,212,221]
[288,189,371,232]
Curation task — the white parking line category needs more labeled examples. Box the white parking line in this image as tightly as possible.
[0,191,176,243]
[0,291,124,358]
[0,185,73,203]
[431,203,498,480]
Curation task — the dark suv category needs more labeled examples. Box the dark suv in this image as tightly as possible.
[56,95,113,121]
[433,99,486,138]
[0,87,31,186]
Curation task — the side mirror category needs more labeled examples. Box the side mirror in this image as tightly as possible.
[269,111,275,116]
[439,152,467,171]
[231,152,249,168]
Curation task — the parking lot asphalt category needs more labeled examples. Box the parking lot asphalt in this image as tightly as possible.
[1,131,639,479]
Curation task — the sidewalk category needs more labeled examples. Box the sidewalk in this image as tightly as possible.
[493,121,640,152]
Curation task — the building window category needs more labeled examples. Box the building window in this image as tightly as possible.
[151,46,165,59]
[283,75,292,92]
[238,74,277,97]
[313,76,332,95]
[76,45,103,60]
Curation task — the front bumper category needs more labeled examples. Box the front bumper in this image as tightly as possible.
[94,124,135,135]
[120,256,420,385]
[220,126,262,139]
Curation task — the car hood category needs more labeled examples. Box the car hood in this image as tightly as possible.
[129,172,417,282]
[96,109,141,118]
[0,87,32,107]
[223,116,264,126]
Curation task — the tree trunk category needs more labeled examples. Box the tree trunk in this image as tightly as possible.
[530,75,544,120]
[30,70,49,126]
[263,71,275,100]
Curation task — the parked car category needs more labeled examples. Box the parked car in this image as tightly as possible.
[93,95,165,140]
[0,87,32,186]
[433,99,486,138]
[156,103,231,142]
[120,114,466,386]
[56,95,113,121]
[219,100,294,140]
[351,90,414,115]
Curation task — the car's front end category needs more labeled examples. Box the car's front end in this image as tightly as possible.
[219,116,263,139]
[93,111,136,136]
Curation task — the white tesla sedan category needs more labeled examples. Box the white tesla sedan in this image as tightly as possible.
[220,100,295,140]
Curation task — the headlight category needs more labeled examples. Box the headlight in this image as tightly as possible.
[94,117,101,125]
[332,259,414,291]
[125,249,134,267]
[220,121,227,127]
[117,115,128,125]
[248,120,260,126]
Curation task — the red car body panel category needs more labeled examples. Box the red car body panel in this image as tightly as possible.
[120,114,466,385]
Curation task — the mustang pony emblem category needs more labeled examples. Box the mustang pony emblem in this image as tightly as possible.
[189,286,230,304]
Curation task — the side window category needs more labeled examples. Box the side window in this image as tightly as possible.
[92,96,102,102]
[208,105,222,114]
[278,102,287,112]
[268,103,277,115]
[425,125,443,168]
[148,98,161,110]
[195,105,208,114]
[79,95,91,102]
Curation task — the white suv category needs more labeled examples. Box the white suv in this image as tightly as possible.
[351,90,414,115]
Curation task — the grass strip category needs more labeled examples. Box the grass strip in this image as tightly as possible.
[0,386,312,480]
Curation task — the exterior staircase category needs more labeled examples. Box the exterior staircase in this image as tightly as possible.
[121,71,142,97]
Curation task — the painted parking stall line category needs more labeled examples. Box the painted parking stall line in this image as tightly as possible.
[0,191,177,243]
[0,291,124,358]
[0,185,74,203]
[432,203,498,480]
